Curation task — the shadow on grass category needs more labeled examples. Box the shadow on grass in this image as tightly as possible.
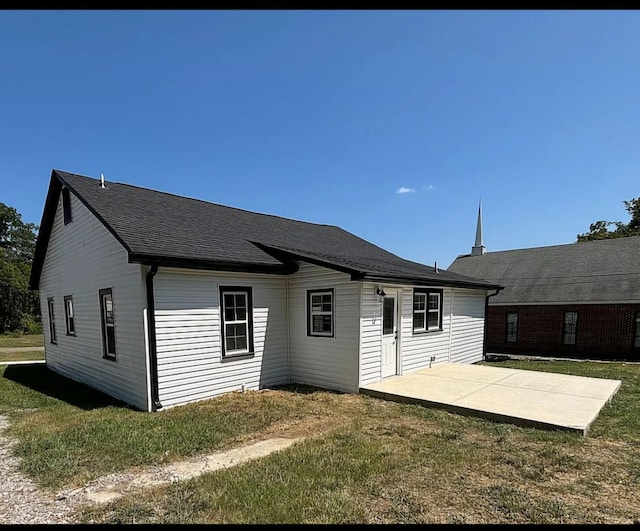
[2,363,131,411]
[270,383,346,396]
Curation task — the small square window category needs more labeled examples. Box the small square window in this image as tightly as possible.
[307,289,334,337]
[413,289,443,333]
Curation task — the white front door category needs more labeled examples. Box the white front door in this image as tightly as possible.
[381,291,398,378]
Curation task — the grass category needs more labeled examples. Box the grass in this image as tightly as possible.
[0,351,45,363]
[1,359,640,524]
[0,333,44,348]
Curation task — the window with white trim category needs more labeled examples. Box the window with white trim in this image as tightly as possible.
[307,289,334,337]
[220,287,254,357]
[47,297,57,344]
[563,311,577,345]
[413,288,443,333]
[506,312,518,343]
[99,288,116,360]
[64,295,75,336]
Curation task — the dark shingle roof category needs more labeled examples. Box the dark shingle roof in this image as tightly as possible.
[30,169,501,290]
[447,236,640,304]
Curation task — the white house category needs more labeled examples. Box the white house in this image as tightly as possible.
[29,170,502,412]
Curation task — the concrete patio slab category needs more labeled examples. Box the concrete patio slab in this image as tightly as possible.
[360,363,621,435]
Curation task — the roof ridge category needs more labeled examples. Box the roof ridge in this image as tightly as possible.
[462,235,640,257]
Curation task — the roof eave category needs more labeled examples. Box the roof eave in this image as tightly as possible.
[358,273,503,290]
[128,253,297,275]
[29,171,62,290]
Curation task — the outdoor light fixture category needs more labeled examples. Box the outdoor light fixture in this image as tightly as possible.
[376,287,386,303]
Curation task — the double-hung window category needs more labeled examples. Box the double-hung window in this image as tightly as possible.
[307,289,334,337]
[47,297,57,344]
[99,288,116,360]
[220,287,254,357]
[64,295,75,336]
[413,289,443,333]
[563,311,577,345]
[506,312,518,343]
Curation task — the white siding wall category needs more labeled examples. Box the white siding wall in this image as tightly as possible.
[39,192,148,410]
[400,286,452,373]
[288,262,360,393]
[359,282,383,385]
[153,268,289,408]
[449,288,487,364]
[359,283,488,385]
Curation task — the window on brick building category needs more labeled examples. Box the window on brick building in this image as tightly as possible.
[563,311,577,345]
[506,312,518,343]
[635,312,640,348]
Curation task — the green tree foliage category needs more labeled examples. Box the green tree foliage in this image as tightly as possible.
[0,203,40,333]
[577,197,640,242]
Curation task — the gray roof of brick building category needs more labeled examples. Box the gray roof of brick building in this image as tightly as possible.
[448,236,640,304]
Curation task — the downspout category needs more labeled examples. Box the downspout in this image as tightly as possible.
[145,264,162,411]
[483,288,503,361]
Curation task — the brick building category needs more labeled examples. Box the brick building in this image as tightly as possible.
[448,205,640,360]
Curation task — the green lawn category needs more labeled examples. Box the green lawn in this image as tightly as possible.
[0,334,44,348]
[1,360,639,524]
[0,350,45,363]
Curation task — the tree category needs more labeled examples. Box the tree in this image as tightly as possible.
[0,203,40,333]
[0,203,38,262]
[577,197,640,242]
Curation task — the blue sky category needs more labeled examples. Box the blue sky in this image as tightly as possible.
[2,10,639,268]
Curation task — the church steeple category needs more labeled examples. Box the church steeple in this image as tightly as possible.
[471,200,486,256]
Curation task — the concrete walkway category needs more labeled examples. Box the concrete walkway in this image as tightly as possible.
[360,363,621,435]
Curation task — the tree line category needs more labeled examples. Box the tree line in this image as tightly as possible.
[577,197,640,241]
[0,203,40,334]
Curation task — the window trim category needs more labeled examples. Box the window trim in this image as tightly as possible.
[506,311,518,343]
[412,288,443,334]
[307,288,335,338]
[220,286,255,359]
[47,297,57,344]
[63,294,75,336]
[62,187,72,225]
[99,288,117,361]
[563,311,578,346]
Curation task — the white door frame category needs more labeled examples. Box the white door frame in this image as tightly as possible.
[381,287,401,378]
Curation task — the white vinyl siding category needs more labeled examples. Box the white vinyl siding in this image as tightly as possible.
[153,268,288,408]
[359,283,383,385]
[39,191,148,410]
[359,283,488,385]
[288,262,360,393]
[401,288,452,374]
[449,288,486,365]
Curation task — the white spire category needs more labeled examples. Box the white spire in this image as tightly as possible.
[471,199,486,256]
